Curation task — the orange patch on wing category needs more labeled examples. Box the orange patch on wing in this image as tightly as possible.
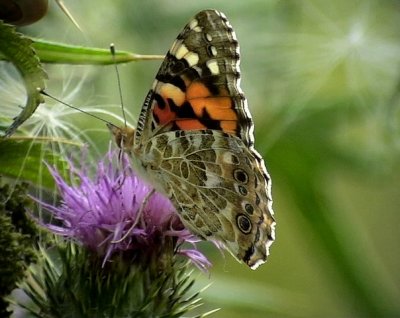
[176,119,207,130]
[221,120,238,135]
[154,79,239,134]
[191,97,236,119]
[153,99,176,125]
[186,82,211,100]
[187,82,237,120]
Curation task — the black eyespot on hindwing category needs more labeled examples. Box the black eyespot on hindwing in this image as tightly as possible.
[236,214,252,234]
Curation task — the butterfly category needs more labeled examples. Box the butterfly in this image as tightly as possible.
[109,9,275,269]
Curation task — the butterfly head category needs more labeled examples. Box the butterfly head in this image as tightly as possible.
[107,123,135,154]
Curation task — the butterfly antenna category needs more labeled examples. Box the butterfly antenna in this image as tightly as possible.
[110,44,128,129]
[39,89,119,129]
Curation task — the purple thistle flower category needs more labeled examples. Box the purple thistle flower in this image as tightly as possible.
[35,148,211,271]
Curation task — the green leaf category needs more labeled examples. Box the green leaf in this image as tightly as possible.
[0,139,67,189]
[0,21,47,137]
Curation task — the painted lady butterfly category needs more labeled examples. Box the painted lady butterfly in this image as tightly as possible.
[109,9,275,269]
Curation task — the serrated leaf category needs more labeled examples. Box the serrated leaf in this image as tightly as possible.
[0,139,67,189]
[0,21,47,136]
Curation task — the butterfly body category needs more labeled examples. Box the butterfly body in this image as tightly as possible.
[111,10,275,269]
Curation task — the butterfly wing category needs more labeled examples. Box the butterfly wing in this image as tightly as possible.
[143,129,275,269]
[125,10,275,269]
[134,10,254,148]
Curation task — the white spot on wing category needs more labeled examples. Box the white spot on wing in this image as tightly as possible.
[170,39,183,55]
[193,26,202,32]
[184,51,199,66]
[210,45,218,56]
[189,18,202,32]
[171,42,199,67]
[189,18,198,30]
[174,44,189,59]
[206,59,219,75]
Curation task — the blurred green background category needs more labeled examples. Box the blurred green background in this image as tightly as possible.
[10,0,400,317]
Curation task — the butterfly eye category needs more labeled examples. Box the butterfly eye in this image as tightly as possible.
[236,214,252,234]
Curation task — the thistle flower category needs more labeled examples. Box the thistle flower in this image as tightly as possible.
[15,148,212,318]
[37,148,210,271]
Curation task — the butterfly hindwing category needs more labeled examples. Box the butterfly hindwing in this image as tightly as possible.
[148,128,275,269]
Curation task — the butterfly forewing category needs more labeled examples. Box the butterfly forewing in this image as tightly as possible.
[135,10,253,147]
